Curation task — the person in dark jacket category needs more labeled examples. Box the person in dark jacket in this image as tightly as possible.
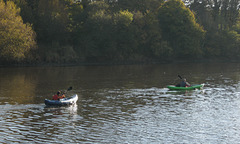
[176,78,191,87]
[179,78,191,87]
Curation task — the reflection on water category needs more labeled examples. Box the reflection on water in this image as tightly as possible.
[1,63,240,143]
[0,72,37,104]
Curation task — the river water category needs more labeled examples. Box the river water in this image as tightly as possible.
[1,63,240,143]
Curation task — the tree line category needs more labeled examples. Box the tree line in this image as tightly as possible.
[0,0,239,64]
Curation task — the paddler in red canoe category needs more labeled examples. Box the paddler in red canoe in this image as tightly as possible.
[52,91,65,100]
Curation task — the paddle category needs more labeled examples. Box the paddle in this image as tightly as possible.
[178,75,183,79]
[175,75,183,87]
[59,86,72,95]
[63,86,72,94]
[60,86,73,98]
[67,86,72,91]
[178,75,191,87]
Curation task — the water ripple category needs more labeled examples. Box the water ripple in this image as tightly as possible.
[2,79,240,143]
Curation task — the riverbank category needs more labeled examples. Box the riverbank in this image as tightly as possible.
[1,57,240,67]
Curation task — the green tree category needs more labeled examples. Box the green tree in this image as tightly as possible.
[189,0,240,59]
[0,0,36,62]
[113,10,135,60]
[117,0,163,12]
[158,0,205,58]
[189,0,215,31]
[132,11,172,60]
[34,0,79,62]
[205,30,240,59]
[190,0,240,31]
[10,0,38,24]
[232,18,240,33]
[73,1,137,62]
[73,1,114,61]
[36,0,71,45]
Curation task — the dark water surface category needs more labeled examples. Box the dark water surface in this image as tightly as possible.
[1,63,240,143]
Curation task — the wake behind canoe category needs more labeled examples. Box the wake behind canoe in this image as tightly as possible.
[167,84,204,90]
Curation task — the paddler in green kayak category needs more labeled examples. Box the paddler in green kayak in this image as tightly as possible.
[176,78,191,87]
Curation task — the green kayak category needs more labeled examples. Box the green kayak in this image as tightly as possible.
[167,84,203,90]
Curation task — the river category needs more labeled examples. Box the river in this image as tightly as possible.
[1,63,240,143]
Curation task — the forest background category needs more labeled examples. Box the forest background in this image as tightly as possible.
[0,0,239,64]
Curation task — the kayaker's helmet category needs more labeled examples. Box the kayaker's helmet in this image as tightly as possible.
[183,78,186,81]
[57,91,61,95]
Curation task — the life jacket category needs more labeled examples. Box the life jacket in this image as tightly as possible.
[52,94,59,100]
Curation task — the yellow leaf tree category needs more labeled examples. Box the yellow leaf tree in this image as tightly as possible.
[0,0,36,62]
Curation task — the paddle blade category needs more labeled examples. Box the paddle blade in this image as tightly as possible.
[67,86,72,91]
[178,75,182,79]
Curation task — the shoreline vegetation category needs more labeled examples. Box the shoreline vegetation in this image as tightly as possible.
[1,58,240,67]
[0,0,239,66]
